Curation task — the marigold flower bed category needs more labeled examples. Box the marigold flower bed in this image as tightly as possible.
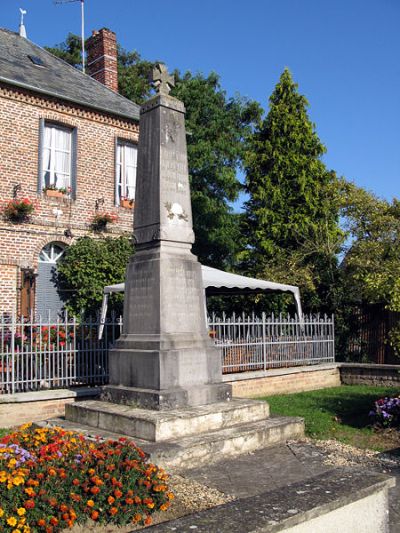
[0,424,173,532]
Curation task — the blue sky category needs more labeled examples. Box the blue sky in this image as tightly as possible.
[2,0,399,203]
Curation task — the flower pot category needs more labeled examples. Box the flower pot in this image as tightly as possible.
[45,189,64,198]
[120,199,134,209]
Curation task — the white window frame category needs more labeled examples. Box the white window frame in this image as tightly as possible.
[116,140,138,205]
[41,123,73,192]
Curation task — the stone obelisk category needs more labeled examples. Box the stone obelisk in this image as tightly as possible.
[104,64,231,410]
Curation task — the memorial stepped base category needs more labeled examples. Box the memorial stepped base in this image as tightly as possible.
[42,399,304,469]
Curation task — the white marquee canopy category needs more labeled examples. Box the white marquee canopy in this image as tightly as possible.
[99,266,303,339]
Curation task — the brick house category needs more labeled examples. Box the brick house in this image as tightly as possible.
[0,27,140,318]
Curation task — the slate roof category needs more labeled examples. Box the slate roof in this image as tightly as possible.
[0,28,140,121]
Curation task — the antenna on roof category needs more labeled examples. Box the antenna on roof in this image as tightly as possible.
[54,0,86,73]
[19,8,27,38]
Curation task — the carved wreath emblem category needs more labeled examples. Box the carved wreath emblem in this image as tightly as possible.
[165,202,189,222]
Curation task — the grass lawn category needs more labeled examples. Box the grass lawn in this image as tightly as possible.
[261,385,400,452]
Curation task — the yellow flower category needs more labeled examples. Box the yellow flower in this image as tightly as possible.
[0,507,4,517]
[12,476,24,486]
[7,517,18,527]
[8,458,17,468]
[12,529,21,533]
[17,508,26,516]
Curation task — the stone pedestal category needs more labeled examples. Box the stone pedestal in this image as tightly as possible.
[104,88,230,409]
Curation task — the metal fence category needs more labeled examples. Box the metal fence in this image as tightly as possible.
[0,312,334,394]
[209,313,335,374]
[0,313,122,394]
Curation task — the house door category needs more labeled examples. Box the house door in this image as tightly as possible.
[36,242,66,320]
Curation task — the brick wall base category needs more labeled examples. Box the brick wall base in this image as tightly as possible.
[339,363,400,387]
[225,365,341,398]
[0,388,100,427]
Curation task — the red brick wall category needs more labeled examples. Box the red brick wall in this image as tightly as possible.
[86,28,118,93]
[0,83,139,314]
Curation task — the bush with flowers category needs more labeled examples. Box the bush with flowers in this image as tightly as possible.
[3,199,35,223]
[369,396,400,428]
[0,424,173,532]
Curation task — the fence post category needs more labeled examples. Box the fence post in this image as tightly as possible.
[11,312,15,394]
[262,312,267,371]
[332,314,335,362]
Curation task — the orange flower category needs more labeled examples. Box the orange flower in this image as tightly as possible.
[167,492,174,500]
[62,513,69,521]
[109,507,118,516]
[72,479,80,486]
[48,468,57,476]
[91,511,99,521]
[49,517,58,526]
[144,516,152,526]
[24,499,35,510]
[125,498,134,505]
[107,496,115,505]
[59,504,68,513]
[134,496,141,504]
[87,500,95,508]
[133,513,142,522]
[37,519,46,527]
[90,486,100,495]
[114,489,122,499]
[160,503,170,511]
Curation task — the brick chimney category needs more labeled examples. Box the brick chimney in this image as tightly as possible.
[86,28,118,92]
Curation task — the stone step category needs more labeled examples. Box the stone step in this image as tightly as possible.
[40,414,304,470]
[65,398,270,442]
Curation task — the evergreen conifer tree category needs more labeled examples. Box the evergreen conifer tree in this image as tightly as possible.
[242,68,342,311]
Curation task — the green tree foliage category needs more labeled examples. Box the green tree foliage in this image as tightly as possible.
[242,68,342,311]
[171,72,261,267]
[340,181,400,312]
[56,237,133,316]
[45,33,83,68]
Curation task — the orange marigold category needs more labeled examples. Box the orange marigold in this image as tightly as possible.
[91,511,99,521]
[109,507,118,516]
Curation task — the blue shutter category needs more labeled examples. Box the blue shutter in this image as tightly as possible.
[37,119,45,194]
[71,127,78,199]
[36,263,64,321]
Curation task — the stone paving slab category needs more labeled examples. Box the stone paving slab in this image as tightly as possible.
[178,442,400,532]
[146,468,394,533]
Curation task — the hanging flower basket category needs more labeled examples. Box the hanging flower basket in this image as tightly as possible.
[3,198,35,223]
[120,197,134,209]
[90,212,118,232]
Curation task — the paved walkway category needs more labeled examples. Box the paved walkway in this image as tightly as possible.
[182,442,400,532]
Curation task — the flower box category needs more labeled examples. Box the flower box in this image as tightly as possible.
[45,189,64,198]
[120,198,134,209]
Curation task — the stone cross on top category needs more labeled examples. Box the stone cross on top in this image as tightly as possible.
[151,63,175,96]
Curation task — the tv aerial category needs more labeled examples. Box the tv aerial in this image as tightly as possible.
[54,0,86,73]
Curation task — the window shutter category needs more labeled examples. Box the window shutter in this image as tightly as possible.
[115,138,120,206]
[37,119,45,194]
[71,127,78,199]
